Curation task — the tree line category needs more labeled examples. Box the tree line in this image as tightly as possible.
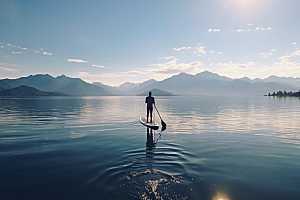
[267,90,300,97]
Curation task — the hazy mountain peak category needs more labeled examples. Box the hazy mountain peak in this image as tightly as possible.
[119,82,140,88]
[56,74,67,78]
[239,77,252,81]
[195,70,232,81]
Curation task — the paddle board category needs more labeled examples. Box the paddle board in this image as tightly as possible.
[139,117,159,130]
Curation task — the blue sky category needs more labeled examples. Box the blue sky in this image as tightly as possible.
[1,0,300,86]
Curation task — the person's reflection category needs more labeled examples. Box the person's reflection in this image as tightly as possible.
[146,127,156,150]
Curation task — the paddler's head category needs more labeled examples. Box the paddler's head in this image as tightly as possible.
[149,91,152,96]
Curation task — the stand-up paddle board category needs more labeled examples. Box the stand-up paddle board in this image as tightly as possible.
[139,117,159,130]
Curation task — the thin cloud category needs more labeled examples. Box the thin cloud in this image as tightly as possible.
[0,66,19,72]
[271,49,276,52]
[67,59,87,63]
[12,51,24,54]
[248,23,253,25]
[173,47,191,51]
[278,50,300,60]
[208,29,221,32]
[217,61,255,69]
[147,59,202,74]
[259,53,272,57]
[236,29,243,32]
[0,42,53,56]
[43,51,53,56]
[293,42,297,45]
[79,59,203,79]
[218,52,223,55]
[255,27,272,31]
[165,56,175,60]
[195,46,206,56]
[92,64,105,68]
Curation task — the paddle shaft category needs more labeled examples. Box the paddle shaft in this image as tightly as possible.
[154,105,166,127]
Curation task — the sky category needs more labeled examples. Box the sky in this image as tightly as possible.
[1,0,300,86]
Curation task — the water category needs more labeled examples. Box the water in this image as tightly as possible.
[0,96,300,200]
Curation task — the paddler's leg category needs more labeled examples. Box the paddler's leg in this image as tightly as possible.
[150,108,153,123]
[147,108,150,122]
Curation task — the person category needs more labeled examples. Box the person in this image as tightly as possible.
[145,91,155,123]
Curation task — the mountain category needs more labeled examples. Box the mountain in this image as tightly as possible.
[0,85,67,96]
[136,88,177,96]
[92,82,122,95]
[195,70,232,81]
[92,79,158,95]
[0,74,111,96]
[263,75,300,87]
[237,75,300,86]
[134,72,299,95]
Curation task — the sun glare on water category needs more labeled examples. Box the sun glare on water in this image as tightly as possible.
[212,191,230,200]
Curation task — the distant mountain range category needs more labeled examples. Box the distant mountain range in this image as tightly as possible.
[0,85,67,97]
[0,74,111,96]
[93,79,158,95]
[0,71,299,96]
[94,70,300,96]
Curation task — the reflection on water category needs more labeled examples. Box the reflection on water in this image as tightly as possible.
[121,127,188,200]
[158,96,300,148]
[0,96,300,200]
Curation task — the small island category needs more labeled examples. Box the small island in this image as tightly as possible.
[265,90,300,97]
[136,88,177,96]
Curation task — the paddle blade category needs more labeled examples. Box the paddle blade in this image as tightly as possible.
[161,119,166,127]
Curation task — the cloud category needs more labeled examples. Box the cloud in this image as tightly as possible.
[236,29,243,32]
[78,59,203,79]
[217,61,255,69]
[259,53,272,57]
[12,51,24,54]
[218,52,223,55]
[293,42,297,45]
[78,70,144,78]
[208,29,221,32]
[290,50,300,57]
[217,50,300,79]
[1,42,54,56]
[0,63,16,66]
[210,51,213,53]
[195,46,206,56]
[67,59,87,63]
[248,23,253,25]
[165,56,175,60]
[255,27,272,31]
[0,66,19,71]
[173,47,191,51]
[271,49,276,52]
[43,51,53,55]
[92,64,105,68]
[147,59,202,74]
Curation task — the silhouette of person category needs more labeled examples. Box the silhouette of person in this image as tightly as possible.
[145,91,155,123]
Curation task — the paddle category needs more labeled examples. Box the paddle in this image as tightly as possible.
[154,105,166,127]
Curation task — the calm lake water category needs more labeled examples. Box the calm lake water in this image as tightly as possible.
[1,96,300,200]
